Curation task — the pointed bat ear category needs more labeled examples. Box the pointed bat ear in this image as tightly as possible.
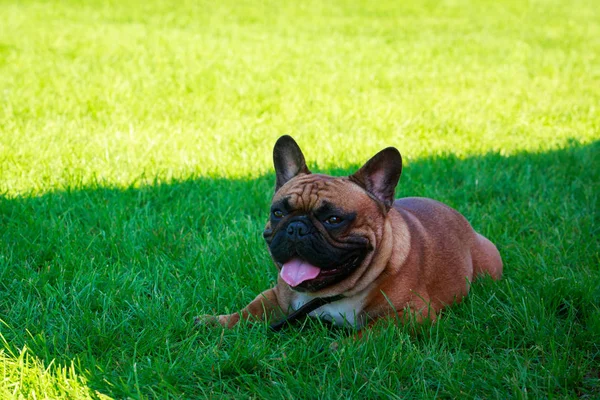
[349,147,402,209]
[273,135,311,192]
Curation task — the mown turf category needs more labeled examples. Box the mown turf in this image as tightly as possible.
[1,0,599,398]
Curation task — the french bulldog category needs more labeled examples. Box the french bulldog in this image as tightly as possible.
[201,135,502,330]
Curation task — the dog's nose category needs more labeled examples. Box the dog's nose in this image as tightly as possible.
[286,221,310,239]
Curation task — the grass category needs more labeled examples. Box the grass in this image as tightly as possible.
[0,0,598,398]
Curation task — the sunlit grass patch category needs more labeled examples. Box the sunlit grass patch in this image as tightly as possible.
[0,337,107,399]
[1,0,599,195]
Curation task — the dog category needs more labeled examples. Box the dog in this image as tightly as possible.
[200,135,502,330]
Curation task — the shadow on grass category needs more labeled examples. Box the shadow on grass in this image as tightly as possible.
[0,141,598,398]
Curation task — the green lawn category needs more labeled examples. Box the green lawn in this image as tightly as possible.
[1,0,599,398]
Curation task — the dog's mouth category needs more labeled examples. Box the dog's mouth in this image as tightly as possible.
[278,255,363,292]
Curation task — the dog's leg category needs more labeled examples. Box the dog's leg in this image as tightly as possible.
[471,233,503,280]
[352,298,438,340]
[197,287,285,328]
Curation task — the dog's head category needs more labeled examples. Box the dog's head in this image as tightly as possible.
[263,136,402,295]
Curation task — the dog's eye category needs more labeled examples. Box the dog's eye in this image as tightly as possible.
[272,210,284,218]
[325,216,343,225]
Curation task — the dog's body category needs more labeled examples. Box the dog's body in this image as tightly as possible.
[203,136,502,329]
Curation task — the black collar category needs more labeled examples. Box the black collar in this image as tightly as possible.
[269,295,344,332]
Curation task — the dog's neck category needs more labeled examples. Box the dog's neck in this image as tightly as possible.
[269,295,344,332]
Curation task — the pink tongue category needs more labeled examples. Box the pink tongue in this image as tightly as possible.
[280,258,321,287]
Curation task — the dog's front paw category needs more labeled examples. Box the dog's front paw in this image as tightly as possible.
[194,314,221,327]
[194,313,240,328]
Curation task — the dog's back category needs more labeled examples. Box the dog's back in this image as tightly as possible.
[381,197,503,315]
[395,197,502,280]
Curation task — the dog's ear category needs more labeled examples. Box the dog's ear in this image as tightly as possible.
[273,135,311,192]
[349,147,402,209]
